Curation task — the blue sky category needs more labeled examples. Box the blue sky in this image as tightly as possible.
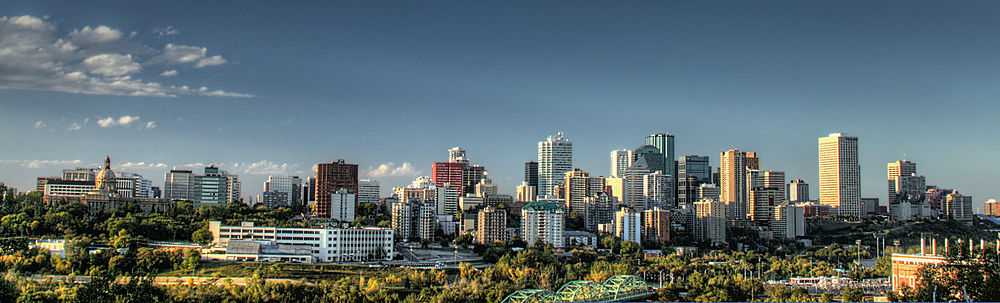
[1,1,999,209]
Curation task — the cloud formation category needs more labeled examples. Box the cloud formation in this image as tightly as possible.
[0,15,251,98]
[161,44,227,68]
[33,120,47,128]
[153,26,179,37]
[119,162,168,170]
[145,121,158,129]
[159,70,178,77]
[67,122,82,131]
[97,115,142,128]
[0,159,83,168]
[367,162,421,177]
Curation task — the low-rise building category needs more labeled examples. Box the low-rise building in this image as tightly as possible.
[208,221,394,262]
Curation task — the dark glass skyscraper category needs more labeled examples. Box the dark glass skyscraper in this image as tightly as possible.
[524,161,538,188]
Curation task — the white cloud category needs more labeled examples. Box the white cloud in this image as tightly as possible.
[33,120,46,128]
[82,53,141,77]
[162,43,227,68]
[144,121,157,129]
[159,69,178,77]
[0,159,82,168]
[97,115,141,128]
[67,122,82,131]
[154,26,179,36]
[119,162,168,170]
[68,25,122,45]
[241,160,293,175]
[367,162,421,177]
[0,15,250,98]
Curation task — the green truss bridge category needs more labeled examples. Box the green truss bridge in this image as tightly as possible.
[500,275,655,303]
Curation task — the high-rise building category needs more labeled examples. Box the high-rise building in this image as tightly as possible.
[642,207,670,244]
[331,189,356,223]
[762,171,786,203]
[604,177,625,204]
[164,169,194,201]
[787,179,809,202]
[623,156,652,210]
[563,169,605,216]
[698,184,720,202]
[115,172,152,198]
[263,176,301,207]
[62,168,96,182]
[358,179,380,204]
[984,199,1000,217]
[521,201,565,248]
[643,171,674,209]
[719,149,759,224]
[515,181,537,202]
[475,206,507,245]
[260,191,289,208]
[524,161,539,189]
[436,183,460,216]
[645,132,676,179]
[677,155,711,207]
[818,133,861,219]
[610,149,634,178]
[614,207,642,244]
[225,175,241,204]
[474,174,499,197]
[432,161,465,195]
[772,203,805,240]
[462,164,487,195]
[749,187,781,224]
[693,198,727,245]
[887,160,926,206]
[391,200,436,242]
[583,193,614,232]
[633,145,667,176]
[303,177,316,204]
[195,166,228,205]
[315,160,359,219]
[537,132,572,198]
[944,191,973,224]
[448,147,468,163]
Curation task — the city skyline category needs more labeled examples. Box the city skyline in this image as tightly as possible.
[2,1,1000,210]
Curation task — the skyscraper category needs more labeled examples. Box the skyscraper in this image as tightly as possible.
[787,179,809,202]
[614,207,642,244]
[537,132,572,198]
[448,147,468,163]
[431,161,465,194]
[642,207,670,244]
[944,191,973,224]
[610,149,634,178]
[476,206,508,245]
[623,155,652,210]
[719,149,759,224]
[315,159,359,219]
[645,132,675,178]
[633,145,666,175]
[887,160,921,204]
[462,164,487,195]
[515,181,537,202]
[523,161,538,189]
[818,133,861,219]
[521,201,565,248]
[263,175,301,207]
[694,198,727,245]
[563,169,605,216]
[358,179,380,204]
[677,155,711,207]
[163,169,194,201]
[330,188,356,223]
[748,187,780,224]
[643,171,674,209]
[762,170,786,203]
[194,166,227,204]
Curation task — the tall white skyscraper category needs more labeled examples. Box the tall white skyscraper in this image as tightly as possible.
[330,188,356,222]
[610,149,634,178]
[358,179,380,204]
[614,207,642,244]
[818,133,861,219]
[643,171,674,209]
[537,132,572,198]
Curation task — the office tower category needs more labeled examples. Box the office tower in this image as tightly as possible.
[583,193,613,232]
[436,183,460,215]
[633,145,666,175]
[462,164,487,195]
[315,159,359,218]
[150,186,161,199]
[719,149,759,223]
[772,203,805,240]
[677,155,711,206]
[62,168,96,182]
[693,199,727,245]
[474,174,498,197]
[448,146,468,163]
[194,166,227,204]
[614,207,642,243]
[762,171,786,203]
[515,181,537,202]
[563,169,606,216]
[225,175,241,204]
[862,198,880,217]
[260,191,289,208]
[459,195,484,211]
[521,201,565,248]
[887,160,917,201]
[604,177,625,204]
[483,194,513,209]
[749,187,781,224]
[818,133,861,219]
[432,161,466,195]
[788,179,809,202]
[164,169,194,201]
[623,156,652,210]
[303,177,316,203]
[330,189,356,223]
[358,179,380,204]
[476,206,508,245]
[984,199,1000,216]
[610,149,634,178]
[263,175,300,207]
[698,184,720,202]
[643,171,674,209]
[115,172,152,198]
[537,132,572,198]
[524,161,539,189]
[394,176,438,204]
[642,207,670,244]
[944,191,973,224]
[390,199,436,242]
[645,132,676,178]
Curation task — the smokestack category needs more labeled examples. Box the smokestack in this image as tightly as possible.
[932,238,937,255]
[921,237,926,255]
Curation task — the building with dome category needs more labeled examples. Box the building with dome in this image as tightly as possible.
[80,156,173,214]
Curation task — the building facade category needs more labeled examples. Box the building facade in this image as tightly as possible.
[475,206,507,245]
[537,132,573,198]
[208,221,394,262]
[521,201,565,248]
[818,133,861,219]
[315,160,359,219]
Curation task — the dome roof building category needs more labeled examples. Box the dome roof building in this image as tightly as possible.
[93,156,117,195]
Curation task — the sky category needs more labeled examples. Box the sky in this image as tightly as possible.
[1,1,999,210]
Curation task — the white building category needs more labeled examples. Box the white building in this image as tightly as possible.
[208,221,394,262]
[772,203,805,240]
[623,156,652,210]
[331,188,356,222]
[818,133,861,219]
[610,149,634,178]
[614,207,642,244]
[263,175,302,207]
[537,132,573,198]
[694,198,727,245]
[358,179,380,204]
[521,201,565,248]
[788,179,809,202]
